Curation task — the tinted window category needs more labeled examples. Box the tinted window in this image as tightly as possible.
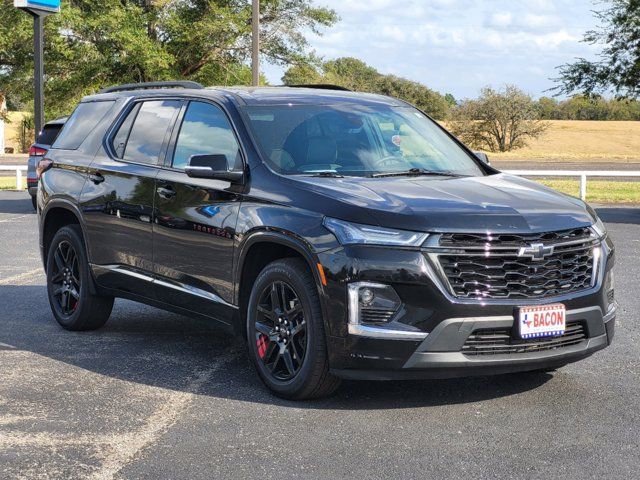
[111,103,141,158]
[53,101,115,150]
[37,123,64,146]
[244,105,484,177]
[172,102,241,170]
[123,100,181,164]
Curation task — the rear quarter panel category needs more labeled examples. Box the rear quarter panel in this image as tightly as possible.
[39,98,128,260]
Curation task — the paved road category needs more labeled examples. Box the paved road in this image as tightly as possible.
[1,191,638,480]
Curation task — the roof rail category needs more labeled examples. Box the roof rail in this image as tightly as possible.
[285,84,352,92]
[99,81,204,94]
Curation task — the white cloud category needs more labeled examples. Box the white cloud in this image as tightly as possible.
[264,0,597,98]
[532,30,579,48]
[325,0,395,13]
[488,12,513,28]
[520,13,561,30]
[380,25,407,42]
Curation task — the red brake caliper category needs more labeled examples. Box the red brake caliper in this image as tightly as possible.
[257,334,269,359]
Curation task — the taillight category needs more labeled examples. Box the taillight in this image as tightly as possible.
[36,159,53,179]
[29,145,48,156]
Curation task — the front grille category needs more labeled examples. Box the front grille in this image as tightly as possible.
[435,227,597,300]
[462,321,587,356]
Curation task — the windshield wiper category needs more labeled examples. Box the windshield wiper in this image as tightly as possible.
[371,168,463,178]
[300,171,344,178]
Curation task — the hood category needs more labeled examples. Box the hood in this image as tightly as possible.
[289,173,595,233]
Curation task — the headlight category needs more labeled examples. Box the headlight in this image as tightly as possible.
[592,217,607,239]
[323,217,429,247]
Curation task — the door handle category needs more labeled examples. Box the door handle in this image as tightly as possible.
[88,172,105,184]
[156,185,177,199]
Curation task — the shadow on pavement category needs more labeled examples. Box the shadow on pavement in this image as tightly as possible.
[0,191,35,215]
[1,285,551,410]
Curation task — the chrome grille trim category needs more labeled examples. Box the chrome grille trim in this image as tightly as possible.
[423,227,601,300]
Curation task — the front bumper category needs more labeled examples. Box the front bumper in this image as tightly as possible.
[318,237,615,380]
[331,303,616,380]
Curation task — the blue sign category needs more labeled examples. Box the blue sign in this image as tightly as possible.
[14,0,61,14]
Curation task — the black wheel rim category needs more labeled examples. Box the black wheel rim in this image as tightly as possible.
[254,281,307,381]
[50,240,80,316]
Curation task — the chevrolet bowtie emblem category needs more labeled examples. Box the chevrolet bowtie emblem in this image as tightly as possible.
[518,242,554,261]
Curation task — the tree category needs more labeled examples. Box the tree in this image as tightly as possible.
[322,57,380,91]
[0,0,337,119]
[450,85,549,152]
[282,57,452,119]
[444,93,457,108]
[537,96,560,120]
[375,75,451,120]
[0,92,7,122]
[556,0,640,99]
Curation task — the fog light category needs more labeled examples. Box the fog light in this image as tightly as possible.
[348,282,401,325]
[360,288,375,305]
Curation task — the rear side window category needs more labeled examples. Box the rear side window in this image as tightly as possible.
[53,101,115,150]
[115,100,181,165]
[111,103,141,158]
[37,123,64,146]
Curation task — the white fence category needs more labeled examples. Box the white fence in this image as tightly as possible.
[1,166,639,201]
[503,170,640,200]
[0,165,27,191]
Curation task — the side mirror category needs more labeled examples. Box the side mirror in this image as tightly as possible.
[184,154,245,183]
[474,152,491,165]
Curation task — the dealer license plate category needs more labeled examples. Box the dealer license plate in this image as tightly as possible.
[518,304,566,339]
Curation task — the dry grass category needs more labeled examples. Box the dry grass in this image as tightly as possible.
[486,120,640,162]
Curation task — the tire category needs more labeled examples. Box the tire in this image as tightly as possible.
[246,258,341,400]
[46,224,114,331]
[31,195,37,211]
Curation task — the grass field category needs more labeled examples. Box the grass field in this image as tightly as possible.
[0,177,24,190]
[488,120,640,162]
[536,179,640,204]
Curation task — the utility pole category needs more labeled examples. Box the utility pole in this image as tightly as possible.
[14,0,61,141]
[251,0,259,86]
[32,12,45,139]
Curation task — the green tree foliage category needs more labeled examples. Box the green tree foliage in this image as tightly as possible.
[450,85,549,152]
[0,0,337,119]
[444,93,457,108]
[536,95,640,120]
[556,0,640,99]
[282,57,452,119]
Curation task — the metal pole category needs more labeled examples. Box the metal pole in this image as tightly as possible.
[251,0,259,86]
[33,12,45,141]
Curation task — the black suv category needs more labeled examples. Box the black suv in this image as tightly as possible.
[38,82,616,399]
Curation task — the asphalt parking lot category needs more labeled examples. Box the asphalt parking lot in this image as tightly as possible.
[0,190,638,480]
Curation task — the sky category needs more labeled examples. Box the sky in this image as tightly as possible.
[262,0,602,100]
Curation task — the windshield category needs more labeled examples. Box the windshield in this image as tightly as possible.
[243,104,484,177]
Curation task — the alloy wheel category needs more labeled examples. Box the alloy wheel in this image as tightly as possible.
[50,240,81,316]
[254,281,308,381]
